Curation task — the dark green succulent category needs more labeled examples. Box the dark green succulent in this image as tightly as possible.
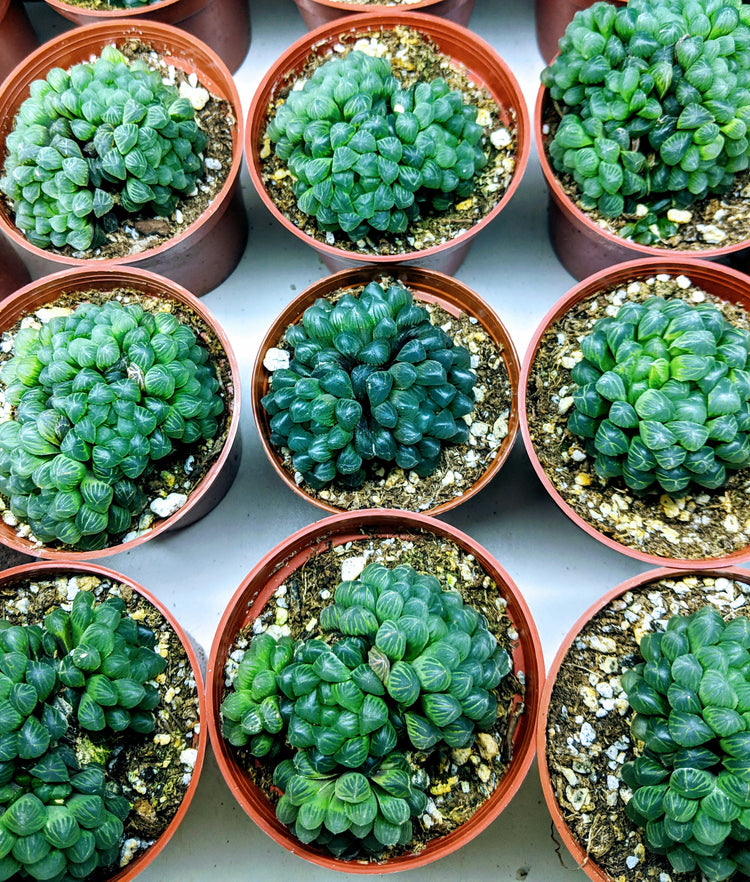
[541,0,750,243]
[621,606,750,881]
[0,44,208,253]
[566,296,750,495]
[261,280,476,490]
[0,589,166,882]
[265,48,487,241]
[0,297,224,550]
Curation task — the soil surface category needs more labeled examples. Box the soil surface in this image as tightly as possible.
[259,25,518,256]
[0,569,201,879]
[221,530,527,866]
[545,572,750,882]
[526,270,750,561]
[261,278,513,512]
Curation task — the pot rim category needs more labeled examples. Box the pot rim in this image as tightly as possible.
[246,11,530,266]
[293,0,457,10]
[0,20,244,270]
[534,85,750,261]
[536,564,750,882]
[519,255,750,568]
[206,508,544,873]
[41,0,187,18]
[250,264,520,515]
[0,557,207,882]
[0,264,241,560]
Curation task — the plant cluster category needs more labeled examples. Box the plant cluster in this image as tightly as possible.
[621,606,750,881]
[0,589,166,881]
[261,280,477,490]
[266,49,487,241]
[566,295,750,495]
[221,562,512,859]
[541,0,750,244]
[0,44,208,253]
[0,297,224,551]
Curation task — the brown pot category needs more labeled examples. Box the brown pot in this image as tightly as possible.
[537,565,750,882]
[292,0,475,31]
[0,558,207,882]
[520,257,750,568]
[0,232,30,302]
[246,12,530,276]
[206,509,544,872]
[0,266,242,560]
[0,0,39,84]
[535,87,750,281]
[534,0,625,65]
[251,265,520,515]
[0,22,247,297]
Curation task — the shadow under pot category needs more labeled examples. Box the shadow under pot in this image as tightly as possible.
[0,265,241,560]
[0,22,247,298]
[251,265,519,516]
[520,256,750,568]
[292,0,475,31]
[206,509,543,872]
[539,565,750,882]
[0,0,39,85]
[0,559,207,882]
[246,11,529,276]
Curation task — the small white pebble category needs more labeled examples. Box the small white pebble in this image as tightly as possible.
[341,556,366,581]
[178,80,210,110]
[263,348,289,371]
[150,493,187,518]
[579,722,596,747]
[490,127,511,149]
[626,856,639,869]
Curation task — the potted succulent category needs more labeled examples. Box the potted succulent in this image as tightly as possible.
[0,0,38,85]
[40,0,251,75]
[252,265,519,515]
[0,558,206,882]
[291,0,475,32]
[206,509,543,871]
[0,22,247,298]
[539,565,750,882]
[247,12,530,275]
[520,257,750,568]
[536,0,750,280]
[534,0,625,66]
[0,265,241,560]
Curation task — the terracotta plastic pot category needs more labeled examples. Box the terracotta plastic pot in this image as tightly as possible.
[252,265,520,515]
[246,12,530,276]
[537,565,750,882]
[534,0,625,65]
[0,22,247,297]
[0,0,39,84]
[207,509,544,872]
[520,256,750,568]
[0,265,242,560]
[535,87,750,281]
[0,232,30,302]
[0,558,207,882]
[292,0,474,31]
[41,0,250,74]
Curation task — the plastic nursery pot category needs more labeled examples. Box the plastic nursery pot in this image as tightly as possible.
[537,565,750,882]
[520,256,750,568]
[246,12,530,276]
[0,0,39,85]
[533,0,625,65]
[252,265,520,515]
[0,265,242,560]
[41,0,250,74]
[0,232,30,302]
[0,558,207,882]
[0,21,247,297]
[292,0,475,31]
[534,87,750,282]
[206,509,543,873]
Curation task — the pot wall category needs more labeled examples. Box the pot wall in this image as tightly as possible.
[0,22,247,297]
[292,0,475,31]
[206,510,544,873]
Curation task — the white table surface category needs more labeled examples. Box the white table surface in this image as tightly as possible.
[19,0,750,878]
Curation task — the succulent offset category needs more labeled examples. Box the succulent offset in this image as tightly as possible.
[0,298,224,550]
[566,296,750,495]
[541,0,750,243]
[261,281,477,489]
[0,589,166,881]
[265,49,487,241]
[221,562,512,859]
[621,606,750,881]
[0,44,208,252]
